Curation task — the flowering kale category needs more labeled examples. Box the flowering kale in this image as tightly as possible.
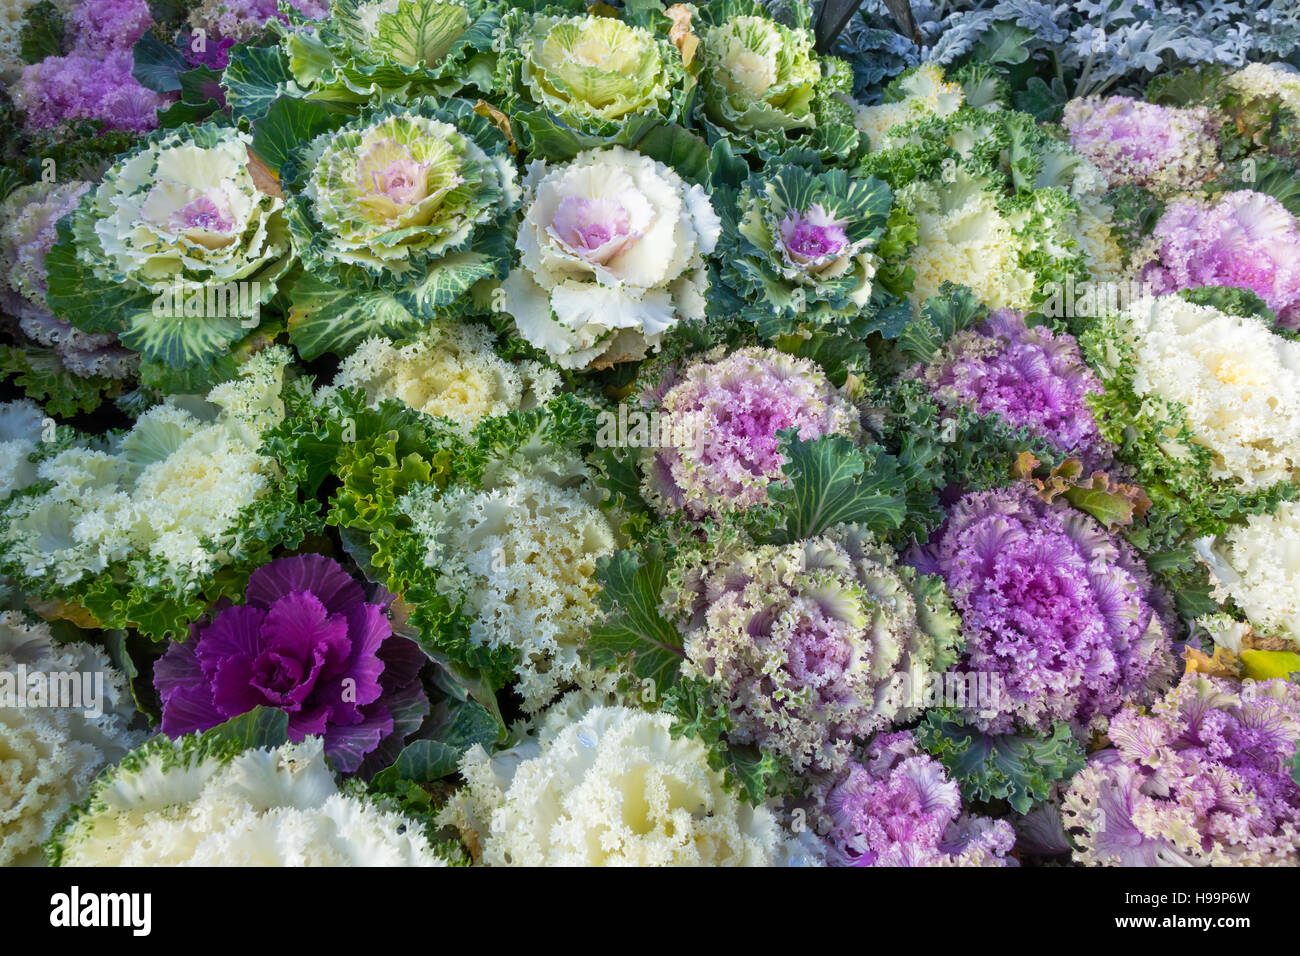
[13,49,167,133]
[916,309,1112,467]
[695,0,857,159]
[1062,95,1219,194]
[675,526,962,773]
[1139,190,1300,331]
[1062,675,1300,866]
[716,164,894,335]
[284,97,519,360]
[155,553,429,773]
[275,0,493,104]
[912,484,1175,735]
[640,347,859,519]
[822,731,1015,867]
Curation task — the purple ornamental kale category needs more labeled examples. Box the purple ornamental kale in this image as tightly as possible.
[639,347,858,519]
[1061,95,1219,193]
[911,485,1175,736]
[1140,190,1300,331]
[1062,676,1300,866]
[69,0,154,53]
[155,554,429,773]
[14,50,168,133]
[917,309,1113,468]
[823,731,1016,867]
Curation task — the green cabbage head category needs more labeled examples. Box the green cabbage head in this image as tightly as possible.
[281,0,500,104]
[499,10,684,136]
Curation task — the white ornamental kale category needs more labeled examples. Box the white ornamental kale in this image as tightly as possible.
[495,8,686,137]
[0,612,143,866]
[0,348,301,638]
[500,146,720,369]
[49,735,451,866]
[331,321,559,436]
[45,124,292,380]
[696,0,857,158]
[398,441,618,712]
[439,704,788,866]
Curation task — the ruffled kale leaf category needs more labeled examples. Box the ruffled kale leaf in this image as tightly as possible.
[916,712,1086,815]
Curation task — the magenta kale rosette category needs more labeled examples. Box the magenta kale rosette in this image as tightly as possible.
[916,309,1113,468]
[911,485,1175,735]
[822,732,1015,867]
[1139,190,1300,331]
[154,554,429,773]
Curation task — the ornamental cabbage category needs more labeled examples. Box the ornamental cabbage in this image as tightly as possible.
[155,554,429,773]
[0,182,136,382]
[717,164,893,330]
[496,9,683,137]
[640,346,859,519]
[398,451,618,712]
[0,612,143,865]
[438,704,786,866]
[331,322,559,435]
[182,0,326,69]
[500,146,720,369]
[696,0,855,157]
[46,124,292,380]
[278,0,491,102]
[0,400,44,499]
[1204,500,1300,645]
[851,63,964,152]
[50,735,450,865]
[1061,676,1300,866]
[1138,190,1300,331]
[1062,95,1220,194]
[0,348,308,640]
[916,309,1112,468]
[821,731,1015,867]
[676,525,962,773]
[1101,295,1300,494]
[912,484,1175,736]
[285,97,519,359]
